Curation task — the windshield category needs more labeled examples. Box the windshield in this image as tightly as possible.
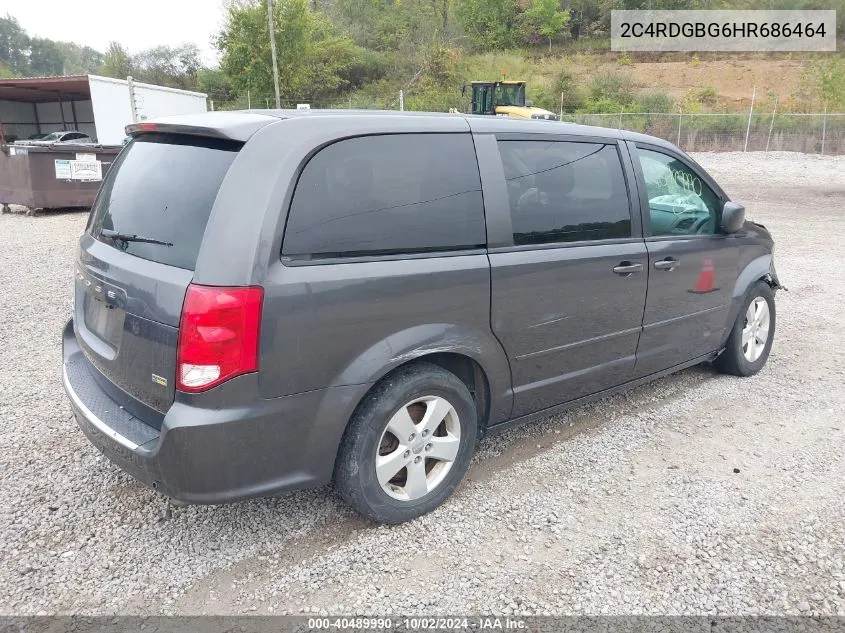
[87,133,241,270]
[495,83,525,107]
[41,132,63,141]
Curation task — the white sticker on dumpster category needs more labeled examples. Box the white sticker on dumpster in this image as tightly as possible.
[55,160,72,179]
[70,160,102,181]
[55,159,102,181]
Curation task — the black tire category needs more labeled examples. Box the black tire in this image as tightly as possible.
[714,281,776,377]
[334,362,477,524]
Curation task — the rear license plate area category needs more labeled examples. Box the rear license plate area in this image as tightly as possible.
[83,293,124,350]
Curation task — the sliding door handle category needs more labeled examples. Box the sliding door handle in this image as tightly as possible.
[613,262,644,276]
[654,258,680,271]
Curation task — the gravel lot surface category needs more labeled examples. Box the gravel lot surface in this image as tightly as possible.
[1,152,843,616]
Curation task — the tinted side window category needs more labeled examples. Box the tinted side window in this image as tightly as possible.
[635,148,720,236]
[283,134,485,258]
[497,140,631,246]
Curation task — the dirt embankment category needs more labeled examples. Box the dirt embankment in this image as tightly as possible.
[623,59,808,106]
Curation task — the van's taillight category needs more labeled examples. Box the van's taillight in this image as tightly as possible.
[177,285,263,393]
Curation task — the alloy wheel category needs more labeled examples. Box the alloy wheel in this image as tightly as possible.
[742,297,770,362]
[375,396,461,501]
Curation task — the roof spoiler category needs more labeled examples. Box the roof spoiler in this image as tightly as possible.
[125,122,237,141]
[125,113,277,142]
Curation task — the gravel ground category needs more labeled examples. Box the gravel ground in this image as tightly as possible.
[1,151,843,616]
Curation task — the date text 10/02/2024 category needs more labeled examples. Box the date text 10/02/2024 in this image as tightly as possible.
[307,617,527,630]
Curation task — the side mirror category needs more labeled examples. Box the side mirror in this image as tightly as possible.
[461,83,467,97]
[525,99,534,107]
[721,201,745,233]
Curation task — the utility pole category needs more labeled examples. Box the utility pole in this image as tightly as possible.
[267,0,281,109]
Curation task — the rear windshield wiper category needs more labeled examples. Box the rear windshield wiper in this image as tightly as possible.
[100,229,173,247]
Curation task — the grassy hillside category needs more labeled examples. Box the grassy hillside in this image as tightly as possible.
[343,49,842,115]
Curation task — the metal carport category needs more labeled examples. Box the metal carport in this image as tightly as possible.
[0,75,96,143]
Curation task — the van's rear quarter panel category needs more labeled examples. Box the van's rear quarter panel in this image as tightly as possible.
[259,255,496,398]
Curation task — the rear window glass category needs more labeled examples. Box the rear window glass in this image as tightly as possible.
[282,133,486,259]
[87,134,240,270]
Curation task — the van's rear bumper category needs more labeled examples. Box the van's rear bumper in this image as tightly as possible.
[62,319,366,504]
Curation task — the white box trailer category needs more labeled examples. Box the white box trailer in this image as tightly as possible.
[0,74,207,146]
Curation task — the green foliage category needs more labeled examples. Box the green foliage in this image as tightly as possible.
[336,0,449,55]
[636,92,674,113]
[197,68,236,106]
[803,56,845,110]
[521,0,570,51]
[100,42,134,80]
[582,97,627,114]
[696,86,719,106]
[27,37,64,75]
[344,48,390,90]
[455,0,522,50]
[587,71,636,108]
[405,83,461,112]
[680,88,703,114]
[0,60,16,78]
[426,46,459,83]
[217,0,369,104]
[134,44,202,90]
[55,41,103,75]
[460,51,534,83]
[553,69,582,112]
[0,14,30,74]
[98,42,201,90]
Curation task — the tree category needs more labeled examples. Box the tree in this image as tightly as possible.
[197,68,236,106]
[0,60,15,78]
[217,0,363,103]
[334,0,449,53]
[0,14,29,74]
[55,41,103,75]
[100,42,134,79]
[134,44,202,89]
[522,0,569,51]
[455,0,522,50]
[28,38,64,75]
[99,42,202,90]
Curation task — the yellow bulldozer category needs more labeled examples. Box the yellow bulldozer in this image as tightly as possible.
[464,80,559,121]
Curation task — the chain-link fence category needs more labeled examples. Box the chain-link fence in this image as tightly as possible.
[563,112,845,155]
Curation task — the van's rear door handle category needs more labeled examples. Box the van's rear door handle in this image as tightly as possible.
[612,262,644,276]
[654,258,680,270]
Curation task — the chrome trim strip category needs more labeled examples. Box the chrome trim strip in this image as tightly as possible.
[62,363,139,451]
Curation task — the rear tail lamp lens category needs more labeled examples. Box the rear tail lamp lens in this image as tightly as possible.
[177,284,263,392]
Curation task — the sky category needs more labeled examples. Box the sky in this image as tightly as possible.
[0,0,227,64]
